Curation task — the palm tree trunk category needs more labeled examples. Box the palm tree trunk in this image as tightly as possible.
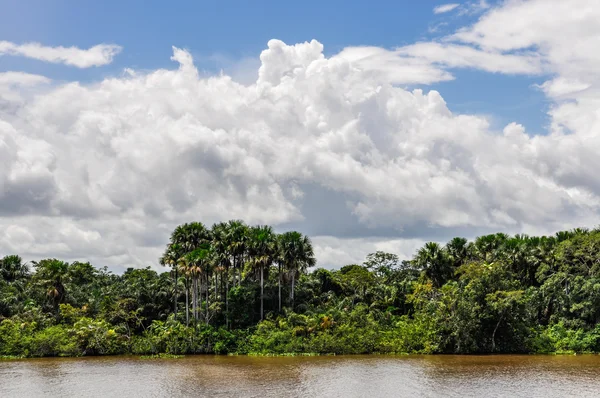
[235,257,240,287]
[205,274,209,325]
[492,314,503,352]
[290,271,295,307]
[260,263,264,320]
[173,268,178,316]
[238,255,244,287]
[192,277,197,323]
[278,263,282,312]
[197,276,201,322]
[197,274,201,324]
[185,277,189,326]
[225,269,229,329]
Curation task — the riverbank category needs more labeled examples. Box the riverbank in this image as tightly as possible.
[2,314,600,359]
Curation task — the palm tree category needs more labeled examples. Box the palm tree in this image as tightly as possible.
[472,233,509,263]
[278,231,316,308]
[171,222,210,253]
[226,220,248,287]
[445,237,469,268]
[33,259,70,314]
[0,255,29,283]
[211,222,232,327]
[166,222,211,324]
[185,244,213,325]
[159,243,182,316]
[247,226,277,320]
[275,234,284,312]
[176,256,191,326]
[414,242,451,288]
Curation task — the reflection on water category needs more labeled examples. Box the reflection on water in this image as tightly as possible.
[1,355,600,397]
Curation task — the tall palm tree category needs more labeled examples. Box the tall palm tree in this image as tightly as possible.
[278,231,316,308]
[275,234,284,312]
[247,225,277,320]
[176,256,191,326]
[211,222,232,327]
[159,243,182,316]
[185,244,213,325]
[226,220,248,288]
[166,221,211,324]
[171,222,210,253]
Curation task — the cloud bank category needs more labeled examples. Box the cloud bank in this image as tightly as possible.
[1,0,600,270]
[0,41,122,68]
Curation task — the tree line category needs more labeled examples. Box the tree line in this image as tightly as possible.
[2,222,600,357]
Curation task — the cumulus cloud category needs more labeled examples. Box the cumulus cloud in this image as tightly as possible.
[0,71,51,109]
[433,3,460,14]
[2,1,600,270]
[0,41,121,68]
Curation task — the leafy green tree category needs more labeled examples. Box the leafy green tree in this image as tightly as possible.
[363,251,399,279]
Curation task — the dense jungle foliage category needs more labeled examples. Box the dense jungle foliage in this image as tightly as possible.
[2,220,600,357]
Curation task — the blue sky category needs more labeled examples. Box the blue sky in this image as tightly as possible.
[0,0,547,133]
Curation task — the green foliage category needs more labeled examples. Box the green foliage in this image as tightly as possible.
[0,318,36,356]
[71,317,127,355]
[30,325,79,357]
[3,224,600,357]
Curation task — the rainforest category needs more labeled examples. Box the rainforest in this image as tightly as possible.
[2,220,600,358]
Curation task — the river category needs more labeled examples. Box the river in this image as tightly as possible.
[1,355,599,397]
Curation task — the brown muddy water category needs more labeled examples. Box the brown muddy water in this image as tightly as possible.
[1,354,600,397]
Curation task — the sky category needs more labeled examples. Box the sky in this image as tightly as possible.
[1,0,599,271]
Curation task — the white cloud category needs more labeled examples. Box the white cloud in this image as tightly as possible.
[335,45,454,84]
[313,236,428,269]
[3,0,600,270]
[0,71,51,105]
[457,0,490,16]
[397,42,543,74]
[537,78,591,99]
[333,42,542,86]
[0,41,121,68]
[0,71,51,86]
[445,0,600,142]
[434,3,460,14]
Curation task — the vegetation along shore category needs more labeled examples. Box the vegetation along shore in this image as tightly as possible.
[2,221,600,358]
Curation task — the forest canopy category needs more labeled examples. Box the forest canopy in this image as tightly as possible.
[2,221,600,357]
